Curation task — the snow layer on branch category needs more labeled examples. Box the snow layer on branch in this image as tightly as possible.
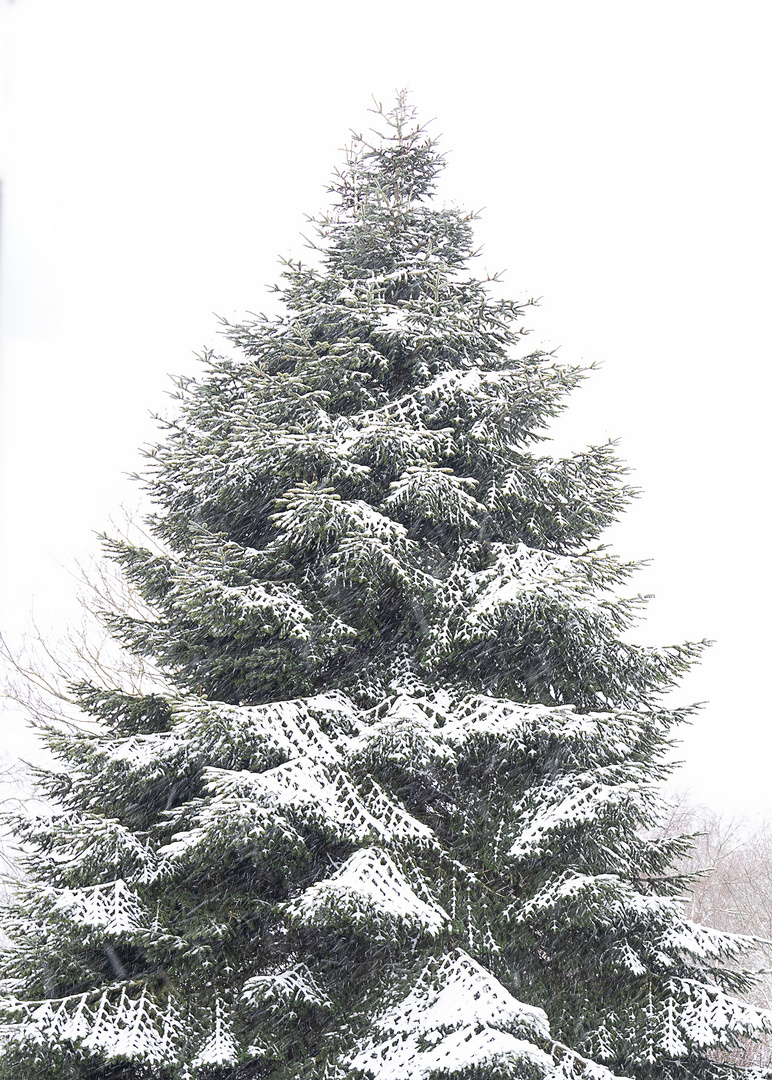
[606,980,772,1065]
[4,984,184,1066]
[437,693,656,771]
[49,880,145,935]
[661,920,757,963]
[283,847,449,937]
[192,999,239,1068]
[349,363,546,444]
[173,692,351,768]
[384,464,485,528]
[674,980,772,1047]
[348,949,555,1079]
[161,754,437,868]
[167,568,317,641]
[22,812,159,884]
[242,962,333,1012]
[271,485,413,554]
[347,692,456,772]
[508,774,651,860]
[343,415,454,470]
[93,691,357,785]
[457,542,609,630]
[512,872,674,927]
[506,873,724,977]
[440,695,559,749]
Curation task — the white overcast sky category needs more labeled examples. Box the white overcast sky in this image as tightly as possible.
[1,0,770,813]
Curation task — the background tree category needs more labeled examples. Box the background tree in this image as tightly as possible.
[1,96,769,1080]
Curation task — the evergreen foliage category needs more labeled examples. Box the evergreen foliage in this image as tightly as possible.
[1,95,769,1080]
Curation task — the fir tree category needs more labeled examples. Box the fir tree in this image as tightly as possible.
[1,94,769,1080]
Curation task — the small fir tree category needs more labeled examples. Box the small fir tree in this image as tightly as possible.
[1,95,769,1080]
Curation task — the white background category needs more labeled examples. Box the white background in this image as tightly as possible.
[1,0,770,813]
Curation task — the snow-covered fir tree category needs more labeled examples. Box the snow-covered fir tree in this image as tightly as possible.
[1,95,769,1080]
